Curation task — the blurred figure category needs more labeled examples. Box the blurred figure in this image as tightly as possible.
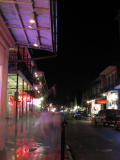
[32,111,63,148]
[53,113,62,129]
[39,111,53,135]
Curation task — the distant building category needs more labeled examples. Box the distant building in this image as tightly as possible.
[82,65,120,116]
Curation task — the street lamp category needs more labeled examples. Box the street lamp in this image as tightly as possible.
[40,96,44,101]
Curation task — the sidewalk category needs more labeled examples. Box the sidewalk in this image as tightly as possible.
[0,114,69,160]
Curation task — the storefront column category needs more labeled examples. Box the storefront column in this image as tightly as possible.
[0,65,2,109]
[22,79,24,117]
[15,73,19,119]
[0,15,14,118]
[0,48,8,119]
[26,84,28,115]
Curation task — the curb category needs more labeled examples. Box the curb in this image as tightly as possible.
[66,144,74,160]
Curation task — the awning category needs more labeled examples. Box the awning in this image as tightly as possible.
[0,0,57,53]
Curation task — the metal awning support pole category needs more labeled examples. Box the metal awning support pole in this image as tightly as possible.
[22,79,24,117]
[61,121,65,160]
[15,73,18,120]
[26,84,28,116]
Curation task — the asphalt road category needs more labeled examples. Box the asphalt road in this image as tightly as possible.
[65,119,120,160]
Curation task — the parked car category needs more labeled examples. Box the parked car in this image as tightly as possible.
[94,109,120,127]
[115,120,120,130]
[73,111,83,120]
[114,113,120,130]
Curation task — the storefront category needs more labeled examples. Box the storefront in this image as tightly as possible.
[91,102,101,116]
[107,91,118,109]
[87,99,107,116]
[7,74,33,118]
[87,100,101,116]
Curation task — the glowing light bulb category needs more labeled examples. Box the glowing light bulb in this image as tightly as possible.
[29,13,35,24]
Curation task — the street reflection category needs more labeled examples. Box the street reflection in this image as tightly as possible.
[0,112,62,160]
[15,145,29,160]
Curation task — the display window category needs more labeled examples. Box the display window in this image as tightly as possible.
[7,74,32,118]
[107,92,118,109]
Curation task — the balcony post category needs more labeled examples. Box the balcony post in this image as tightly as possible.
[22,79,24,117]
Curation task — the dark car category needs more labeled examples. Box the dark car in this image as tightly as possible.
[94,109,120,126]
[115,119,120,130]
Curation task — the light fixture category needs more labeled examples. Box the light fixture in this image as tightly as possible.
[87,100,90,104]
[29,12,35,24]
[33,43,38,47]
[35,87,38,90]
[33,39,39,47]
[35,73,38,77]
[28,23,34,29]
[102,93,106,97]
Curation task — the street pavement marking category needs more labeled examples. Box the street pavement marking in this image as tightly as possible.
[97,133,113,143]
[96,148,112,152]
[66,145,74,160]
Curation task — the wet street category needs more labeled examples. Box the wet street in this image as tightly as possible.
[66,119,120,160]
[0,112,61,160]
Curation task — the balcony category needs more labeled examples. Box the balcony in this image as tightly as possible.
[8,49,33,85]
[18,62,33,85]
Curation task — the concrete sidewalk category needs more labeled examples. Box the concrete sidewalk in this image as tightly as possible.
[0,115,69,160]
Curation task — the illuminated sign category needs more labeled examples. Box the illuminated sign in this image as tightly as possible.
[13,90,31,102]
[95,99,107,104]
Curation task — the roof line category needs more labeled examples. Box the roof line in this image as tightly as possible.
[8,26,50,31]
[0,0,32,5]
[31,55,57,61]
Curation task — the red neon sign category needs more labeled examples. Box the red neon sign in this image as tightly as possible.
[17,91,31,102]
[95,99,107,104]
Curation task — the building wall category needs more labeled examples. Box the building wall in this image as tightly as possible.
[0,15,14,118]
[0,47,8,118]
[100,66,118,91]
[83,66,120,114]
[0,65,2,107]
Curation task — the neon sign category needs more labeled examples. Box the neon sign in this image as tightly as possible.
[10,90,31,103]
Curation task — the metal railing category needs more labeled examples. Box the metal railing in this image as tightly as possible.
[61,120,68,160]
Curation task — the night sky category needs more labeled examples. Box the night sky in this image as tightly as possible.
[32,2,120,105]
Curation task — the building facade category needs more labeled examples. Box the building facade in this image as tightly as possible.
[0,0,58,118]
[7,47,35,119]
[33,71,48,111]
[82,65,120,116]
[0,15,15,118]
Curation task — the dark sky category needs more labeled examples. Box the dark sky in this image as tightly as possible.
[33,2,120,105]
